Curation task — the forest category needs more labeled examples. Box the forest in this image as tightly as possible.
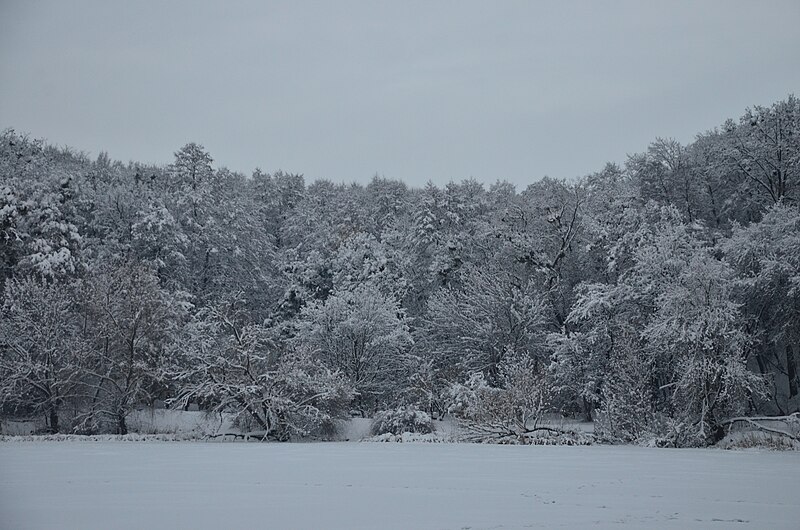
[1,95,798,447]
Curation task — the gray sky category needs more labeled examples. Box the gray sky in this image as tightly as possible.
[1,1,799,188]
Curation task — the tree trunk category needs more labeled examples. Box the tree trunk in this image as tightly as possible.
[117,412,128,435]
[582,397,593,422]
[47,406,60,434]
[787,344,799,405]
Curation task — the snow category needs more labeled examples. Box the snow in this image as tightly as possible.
[1,443,798,529]
[0,419,41,435]
[335,417,373,441]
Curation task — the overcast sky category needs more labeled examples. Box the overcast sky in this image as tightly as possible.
[1,1,799,188]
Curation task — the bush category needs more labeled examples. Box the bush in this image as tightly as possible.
[371,406,433,436]
[447,355,553,428]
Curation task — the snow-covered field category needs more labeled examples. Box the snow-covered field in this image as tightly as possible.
[1,442,798,529]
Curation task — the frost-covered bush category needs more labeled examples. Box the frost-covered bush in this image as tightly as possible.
[448,355,552,425]
[402,357,446,419]
[371,406,433,436]
[594,350,664,445]
[447,354,561,444]
[446,372,494,420]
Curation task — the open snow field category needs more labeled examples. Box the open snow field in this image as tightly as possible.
[1,442,798,529]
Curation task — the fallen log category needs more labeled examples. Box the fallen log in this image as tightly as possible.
[720,413,799,441]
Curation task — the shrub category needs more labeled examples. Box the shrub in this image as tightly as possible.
[371,406,433,436]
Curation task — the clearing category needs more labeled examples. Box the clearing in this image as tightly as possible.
[0,442,798,529]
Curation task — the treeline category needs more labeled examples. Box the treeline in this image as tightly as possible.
[1,96,798,446]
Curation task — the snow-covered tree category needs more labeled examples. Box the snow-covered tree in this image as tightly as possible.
[0,131,84,284]
[722,96,800,205]
[642,250,763,444]
[563,206,764,445]
[419,264,549,385]
[80,262,182,434]
[0,277,86,432]
[328,231,408,299]
[296,284,412,412]
[630,138,700,221]
[1,96,797,443]
[721,204,800,413]
[169,142,214,211]
[172,294,353,439]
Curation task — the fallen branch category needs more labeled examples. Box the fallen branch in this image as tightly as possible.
[205,431,268,441]
[721,413,799,442]
[722,413,799,423]
[459,420,584,444]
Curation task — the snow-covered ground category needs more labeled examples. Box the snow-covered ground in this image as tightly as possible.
[1,442,798,529]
